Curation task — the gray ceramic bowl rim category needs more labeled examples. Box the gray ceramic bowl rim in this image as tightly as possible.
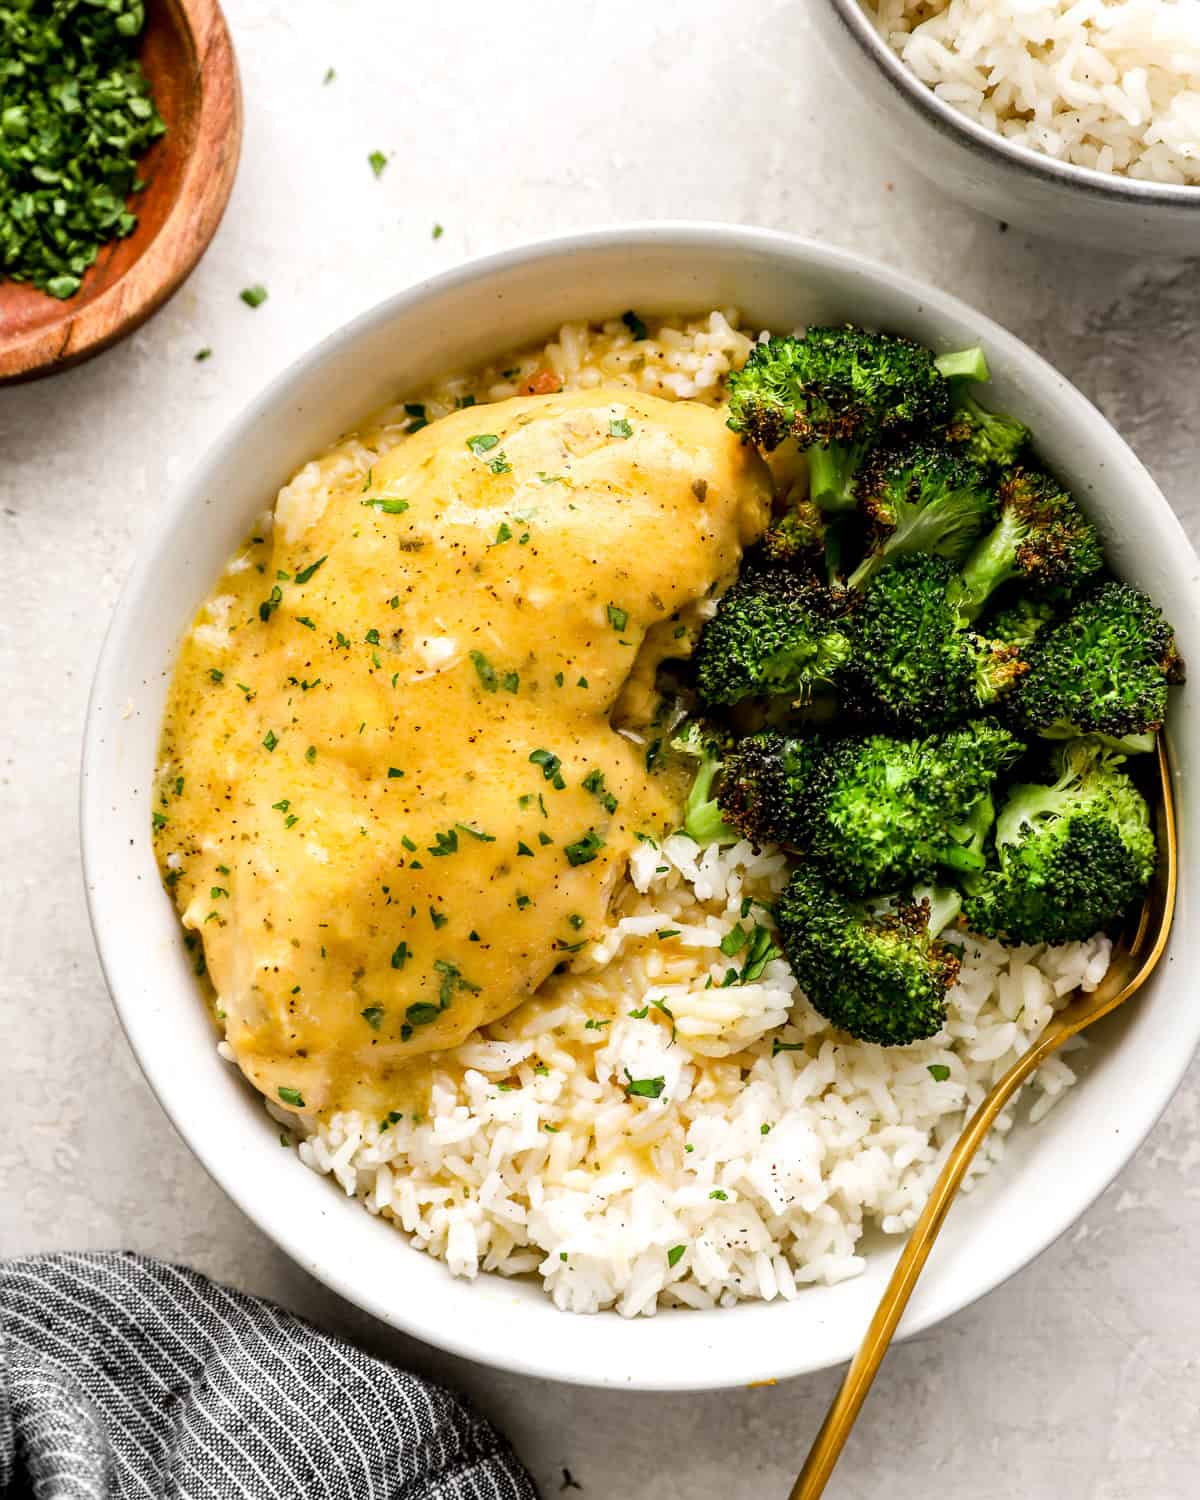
[828,0,1200,208]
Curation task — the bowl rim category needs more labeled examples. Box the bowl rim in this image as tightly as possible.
[826,0,1200,208]
[81,222,1200,1389]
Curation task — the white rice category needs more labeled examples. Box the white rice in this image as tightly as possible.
[240,311,1112,1316]
[864,0,1200,184]
[272,836,1109,1317]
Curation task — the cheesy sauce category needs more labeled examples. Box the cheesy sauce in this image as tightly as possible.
[155,388,770,1116]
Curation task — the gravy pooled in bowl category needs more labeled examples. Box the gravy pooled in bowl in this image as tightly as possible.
[155,387,771,1116]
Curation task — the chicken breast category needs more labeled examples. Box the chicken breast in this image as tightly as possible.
[155,388,771,1114]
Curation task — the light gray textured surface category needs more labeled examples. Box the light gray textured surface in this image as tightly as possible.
[2,3,1199,1496]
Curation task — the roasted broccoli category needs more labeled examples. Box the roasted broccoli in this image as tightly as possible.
[776,867,963,1045]
[983,594,1063,650]
[850,554,1028,730]
[670,722,737,846]
[1008,580,1185,753]
[847,438,995,589]
[720,721,1022,892]
[953,466,1104,622]
[725,327,954,511]
[760,486,827,568]
[694,565,853,707]
[963,739,1155,944]
[936,346,1031,470]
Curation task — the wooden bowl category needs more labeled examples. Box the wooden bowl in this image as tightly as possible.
[0,0,241,384]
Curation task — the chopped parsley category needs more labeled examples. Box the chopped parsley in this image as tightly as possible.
[606,603,629,632]
[277,1086,305,1107]
[622,309,649,341]
[360,1006,384,1029]
[387,766,404,779]
[429,907,448,929]
[529,748,565,788]
[258,584,282,622]
[709,1189,728,1201]
[667,1244,686,1268]
[467,433,500,456]
[294,556,327,585]
[262,730,278,752]
[564,831,604,867]
[432,223,444,239]
[0,2,166,299]
[368,150,389,177]
[581,768,617,814]
[428,828,458,857]
[493,522,512,545]
[623,1070,665,1100]
[470,651,498,692]
[609,417,633,440]
[516,841,534,858]
[455,822,495,842]
[927,1064,951,1082]
[240,284,268,308]
[390,942,409,970]
[208,668,224,683]
[362,496,410,514]
[772,1039,805,1056]
[719,926,748,957]
[195,347,212,362]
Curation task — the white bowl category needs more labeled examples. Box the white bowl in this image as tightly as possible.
[812,2,1200,258]
[82,224,1200,1390]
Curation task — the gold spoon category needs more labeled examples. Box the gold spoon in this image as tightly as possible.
[791,734,1177,1500]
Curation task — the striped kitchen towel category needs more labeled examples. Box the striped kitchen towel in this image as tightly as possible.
[0,1251,537,1498]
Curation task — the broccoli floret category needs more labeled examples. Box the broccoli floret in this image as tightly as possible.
[847,438,995,589]
[801,722,1023,893]
[850,554,1028,730]
[963,739,1155,944]
[1008,580,1185,754]
[760,487,827,568]
[716,731,825,846]
[935,346,1031,470]
[695,566,853,707]
[947,389,1030,471]
[726,327,953,511]
[953,466,1104,622]
[720,722,1022,892]
[671,722,737,845]
[776,867,963,1045]
[984,594,1063,649]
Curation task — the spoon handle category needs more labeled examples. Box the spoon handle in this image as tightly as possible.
[789,1023,1065,1500]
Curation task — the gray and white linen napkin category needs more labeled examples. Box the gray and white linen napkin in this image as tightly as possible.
[0,1251,536,1498]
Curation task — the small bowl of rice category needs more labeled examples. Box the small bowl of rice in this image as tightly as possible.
[815,0,1200,256]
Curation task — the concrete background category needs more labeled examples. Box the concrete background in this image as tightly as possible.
[3,2,1199,1495]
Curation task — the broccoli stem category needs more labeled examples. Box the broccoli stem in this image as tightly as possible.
[807,441,865,513]
[935,346,990,383]
[954,510,1022,622]
[919,884,963,938]
[683,752,737,845]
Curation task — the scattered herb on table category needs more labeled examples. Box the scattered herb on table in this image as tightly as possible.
[240,284,268,308]
[432,223,444,240]
[367,150,389,178]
